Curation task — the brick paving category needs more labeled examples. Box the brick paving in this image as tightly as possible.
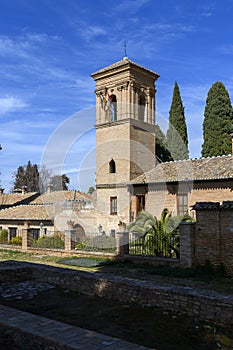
[0,304,155,350]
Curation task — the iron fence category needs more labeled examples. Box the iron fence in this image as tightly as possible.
[74,233,117,253]
[129,232,179,258]
[32,230,65,249]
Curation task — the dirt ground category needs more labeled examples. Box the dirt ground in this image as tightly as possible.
[0,281,232,350]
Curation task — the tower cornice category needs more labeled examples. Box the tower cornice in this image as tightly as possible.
[91,58,159,82]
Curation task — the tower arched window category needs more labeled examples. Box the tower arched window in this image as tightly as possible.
[109,94,117,121]
[109,159,116,173]
[138,94,146,121]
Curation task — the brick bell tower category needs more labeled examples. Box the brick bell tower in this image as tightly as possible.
[91,57,159,233]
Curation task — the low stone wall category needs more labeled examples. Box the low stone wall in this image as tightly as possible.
[0,305,151,350]
[0,244,116,258]
[0,264,32,283]
[25,263,233,330]
[0,323,72,350]
[1,261,232,330]
[120,254,181,267]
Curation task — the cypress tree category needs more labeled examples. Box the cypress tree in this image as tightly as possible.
[13,161,40,192]
[155,124,173,162]
[166,82,189,160]
[13,166,26,190]
[202,82,233,157]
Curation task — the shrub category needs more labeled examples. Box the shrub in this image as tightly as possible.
[75,235,116,252]
[75,238,89,250]
[86,235,116,252]
[9,236,22,246]
[33,235,64,249]
[0,229,8,244]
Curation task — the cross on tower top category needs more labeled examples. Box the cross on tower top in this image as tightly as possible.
[123,41,128,59]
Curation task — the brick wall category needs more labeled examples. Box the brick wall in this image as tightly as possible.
[141,180,233,219]
[193,202,233,274]
[220,206,233,273]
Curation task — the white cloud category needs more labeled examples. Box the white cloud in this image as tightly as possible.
[0,32,60,62]
[0,97,28,115]
[199,4,215,17]
[78,25,107,41]
[146,23,194,33]
[115,0,151,12]
[217,45,233,55]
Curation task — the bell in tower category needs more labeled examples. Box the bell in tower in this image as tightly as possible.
[92,57,159,125]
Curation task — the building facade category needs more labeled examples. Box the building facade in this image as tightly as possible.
[92,57,159,232]
[1,58,233,238]
[92,58,233,233]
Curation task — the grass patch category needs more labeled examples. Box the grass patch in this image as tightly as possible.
[0,249,232,294]
[57,257,110,268]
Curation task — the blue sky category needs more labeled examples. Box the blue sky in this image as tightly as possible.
[0,0,233,192]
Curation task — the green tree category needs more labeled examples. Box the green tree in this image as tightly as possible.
[13,165,26,190]
[13,161,40,192]
[128,209,192,258]
[202,82,233,157]
[88,186,95,194]
[155,124,173,162]
[166,82,189,160]
[25,161,40,192]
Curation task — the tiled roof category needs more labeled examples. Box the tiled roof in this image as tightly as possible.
[0,192,38,205]
[91,58,159,78]
[30,190,93,205]
[193,201,233,210]
[0,204,53,221]
[133,155,233,184]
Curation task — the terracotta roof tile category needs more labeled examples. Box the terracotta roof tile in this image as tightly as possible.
[133,155,233,184]
[91,58,159,78]
[31,190,93,205]
[0,192,38,205]
[0,204,53,220]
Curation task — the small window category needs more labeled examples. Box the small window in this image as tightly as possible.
[105,94,117,122]
[109,159,116,173]
[110,197,117,215]
[109,94,117,121]
[138,94,146,121]
[177,194,188,216]
[136,195,145,215]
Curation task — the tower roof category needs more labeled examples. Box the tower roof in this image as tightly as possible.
[91,58,159,80]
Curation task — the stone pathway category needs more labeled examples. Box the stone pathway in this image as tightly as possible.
[0,281,55,299]
[0,279,156,349]
[0,304,155,350]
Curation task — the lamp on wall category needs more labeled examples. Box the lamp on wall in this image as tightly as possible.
[39,222,44,237]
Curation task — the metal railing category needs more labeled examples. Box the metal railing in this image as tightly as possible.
[129,233,179,258]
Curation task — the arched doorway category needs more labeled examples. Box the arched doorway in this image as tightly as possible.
[73,223,85,241]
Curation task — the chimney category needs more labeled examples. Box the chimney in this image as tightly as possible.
[21,186,27,196]
[0,188,4,194]
[47,184,53,193]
